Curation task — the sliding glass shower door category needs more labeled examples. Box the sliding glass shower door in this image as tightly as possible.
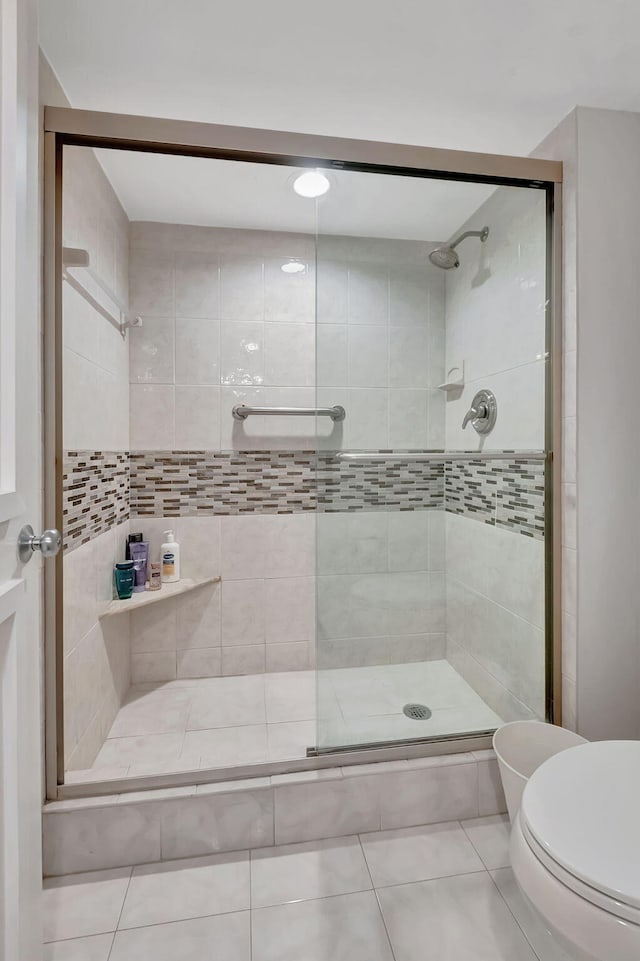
[314,169,551,752]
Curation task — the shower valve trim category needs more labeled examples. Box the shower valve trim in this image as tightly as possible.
[461,389,497,434]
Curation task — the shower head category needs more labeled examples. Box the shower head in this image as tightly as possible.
[429,226,489,270]
[429,246,461,270]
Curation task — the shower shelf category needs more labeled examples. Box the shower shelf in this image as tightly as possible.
[438,361,465,392]
[99,575,221,619]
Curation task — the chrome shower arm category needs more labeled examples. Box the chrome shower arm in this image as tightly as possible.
[450,226,490,251]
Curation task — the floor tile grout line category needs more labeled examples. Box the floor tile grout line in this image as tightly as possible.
[486,869,547,961]
[459,814,511,872]
[370,867,489,892]
[105,931,117,960]
[43,927,117,946]
[106,865,134,960]
[248,883,380,913]
[251,884,388,916]
[113,905,251,935]
[357,832,376,889]
[45,907,249,952]
[357,834,399,961]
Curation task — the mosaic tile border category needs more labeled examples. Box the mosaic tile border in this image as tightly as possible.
[63,451,129,551]
[128,450,445,517]
[316,455,443,512]
[129,450,317,516]
[444,457,545,539]
[63,449,545,551]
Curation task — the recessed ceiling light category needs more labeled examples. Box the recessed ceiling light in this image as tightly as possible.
[293,170,331,198]
[281,260,306,274]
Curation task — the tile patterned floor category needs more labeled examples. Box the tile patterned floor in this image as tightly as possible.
[43,815,572,960]
[67,661,502,782]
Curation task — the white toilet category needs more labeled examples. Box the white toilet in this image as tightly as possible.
[510,740,640,961]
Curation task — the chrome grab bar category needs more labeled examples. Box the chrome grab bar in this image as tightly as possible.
[335,450,546,463]
[233,404,346,422]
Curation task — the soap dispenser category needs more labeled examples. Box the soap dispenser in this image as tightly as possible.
[161,530,180,583]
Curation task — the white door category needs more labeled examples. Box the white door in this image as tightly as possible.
[0,0,44,958]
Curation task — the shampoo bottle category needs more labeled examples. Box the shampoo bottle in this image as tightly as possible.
[161,530,180,583]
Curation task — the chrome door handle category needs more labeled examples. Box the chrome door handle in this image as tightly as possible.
[18,525,62,563]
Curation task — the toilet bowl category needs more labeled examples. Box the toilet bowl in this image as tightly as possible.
[511,740,640,961]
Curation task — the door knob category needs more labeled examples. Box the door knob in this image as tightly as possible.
[18,525,62,563]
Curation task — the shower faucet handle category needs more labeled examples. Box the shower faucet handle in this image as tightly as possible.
[461,389,497,435]
[462,402,484,429]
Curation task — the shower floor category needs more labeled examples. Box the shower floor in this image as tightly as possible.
[66,660,502,783]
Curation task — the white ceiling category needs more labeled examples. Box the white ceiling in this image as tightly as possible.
[92,149,496,240]
[41,0,640,236]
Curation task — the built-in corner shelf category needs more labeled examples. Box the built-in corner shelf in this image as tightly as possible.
[438,361,465,392]
[99,575,221,619]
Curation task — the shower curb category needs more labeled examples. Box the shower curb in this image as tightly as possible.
[42,750,505,876]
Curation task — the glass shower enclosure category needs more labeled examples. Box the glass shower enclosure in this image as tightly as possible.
[44,105,559,798]
[314,171,552,753]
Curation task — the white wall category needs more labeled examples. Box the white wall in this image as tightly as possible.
[532,110,578,731]
[577,109,640,741]
[534,106,640,740]
[536,107,640,741]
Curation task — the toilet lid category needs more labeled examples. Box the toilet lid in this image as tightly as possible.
[521,740,640,912]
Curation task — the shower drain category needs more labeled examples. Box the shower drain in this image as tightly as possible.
[403,703,432,720]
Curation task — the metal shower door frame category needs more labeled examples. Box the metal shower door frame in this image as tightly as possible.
[42,106,562,800]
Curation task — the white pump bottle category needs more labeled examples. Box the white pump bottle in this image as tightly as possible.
[161,530,180,583]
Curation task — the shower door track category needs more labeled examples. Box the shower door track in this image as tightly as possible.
[42,105,562,802]
[335,450,548,463]
[58,730,495,800]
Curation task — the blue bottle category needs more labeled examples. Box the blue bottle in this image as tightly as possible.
[114,561,135,599]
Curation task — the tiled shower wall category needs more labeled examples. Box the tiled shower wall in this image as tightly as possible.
[63,525,131,770]
[127,224,446,452]
[62,196,548,767]
[444,188,547,452]
[443,186,547,720]
[62,147,130,451]
[122,223,448,684]
[62,146,132,768]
